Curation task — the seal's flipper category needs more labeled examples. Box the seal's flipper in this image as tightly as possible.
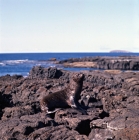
[46,108,61,114]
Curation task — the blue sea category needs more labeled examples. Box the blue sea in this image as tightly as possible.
[0,53,139,76]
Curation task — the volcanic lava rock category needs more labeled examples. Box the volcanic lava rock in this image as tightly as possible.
[29,66,62,79]
[1,66,139,139]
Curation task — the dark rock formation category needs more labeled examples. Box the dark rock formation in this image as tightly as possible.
[29,66,62,79]
[1,66,139,139]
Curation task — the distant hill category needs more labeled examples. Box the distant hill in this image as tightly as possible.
[110,50,132,53]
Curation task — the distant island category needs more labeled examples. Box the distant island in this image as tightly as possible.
[110,50,132,53]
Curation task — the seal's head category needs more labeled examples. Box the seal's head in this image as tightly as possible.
[72,73,84,83]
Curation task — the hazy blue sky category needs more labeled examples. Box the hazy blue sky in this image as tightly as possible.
[0,0,139,53]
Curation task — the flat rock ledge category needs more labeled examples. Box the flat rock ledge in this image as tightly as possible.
[0,66,139,139]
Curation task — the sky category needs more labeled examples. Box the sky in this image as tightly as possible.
[0,0,139,53]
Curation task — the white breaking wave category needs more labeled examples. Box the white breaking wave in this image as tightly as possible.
[1,59,38,65]
[0,59,57,68]
[0,62,5,66]
[5,59,29,64]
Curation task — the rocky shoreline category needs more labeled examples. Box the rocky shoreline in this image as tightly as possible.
[59,56,139,70]
[0,64,139,139]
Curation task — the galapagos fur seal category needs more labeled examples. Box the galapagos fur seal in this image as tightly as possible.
[40,73,85,114]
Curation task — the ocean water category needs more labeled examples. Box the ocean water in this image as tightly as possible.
[0,53,139,76]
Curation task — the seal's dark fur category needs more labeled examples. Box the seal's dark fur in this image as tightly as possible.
[40,73,84,114]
